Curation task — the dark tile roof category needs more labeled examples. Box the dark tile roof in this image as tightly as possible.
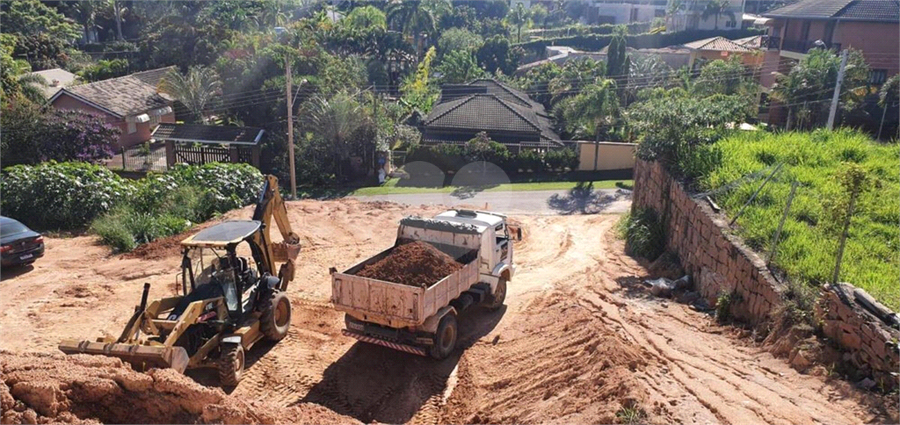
[152,123,264,145]
[467,79,534,108]
[53,67,176,117]
[424,94,561,145]
[764,0,899,22]
[131,66,176,88]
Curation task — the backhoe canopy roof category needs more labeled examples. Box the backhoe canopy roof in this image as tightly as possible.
[181,220,261,247]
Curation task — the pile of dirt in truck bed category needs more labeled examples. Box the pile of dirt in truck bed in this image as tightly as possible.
[0,352,358,425]
[355,241,462,288]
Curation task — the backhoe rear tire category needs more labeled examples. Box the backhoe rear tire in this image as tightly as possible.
[429,313,458,360]
[260,291,291,341]
[218,344,244,387]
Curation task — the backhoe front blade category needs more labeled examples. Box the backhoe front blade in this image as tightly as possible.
[59,340,189,373]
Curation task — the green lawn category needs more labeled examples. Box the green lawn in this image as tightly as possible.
[349,178,633,196]
[701,129,899,310]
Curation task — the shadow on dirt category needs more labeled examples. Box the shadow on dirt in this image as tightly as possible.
[0,263,35,281]
[297,306,506,423]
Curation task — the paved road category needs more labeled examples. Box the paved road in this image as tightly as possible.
[352,187,632,215]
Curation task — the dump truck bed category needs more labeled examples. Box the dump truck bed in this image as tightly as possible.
[331,243,480,329]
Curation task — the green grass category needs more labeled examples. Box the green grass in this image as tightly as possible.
[349,178,633,196]
[701,129,899,310]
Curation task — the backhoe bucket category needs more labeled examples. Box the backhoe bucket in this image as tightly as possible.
[59,340,189,373]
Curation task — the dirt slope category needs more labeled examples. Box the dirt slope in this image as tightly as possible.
[0,199,893,424]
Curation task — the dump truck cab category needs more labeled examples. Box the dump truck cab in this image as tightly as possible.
[431,210,515,290]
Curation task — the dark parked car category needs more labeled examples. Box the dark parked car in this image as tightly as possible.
[1,216,44,267]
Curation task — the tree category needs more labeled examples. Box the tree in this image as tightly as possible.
[548,57,605,105]
[626,54,671,103]
[505,3,531,43]
[606,26,630,79]
[437,28,483,55]
[345,5,387,31]
[1,105,118,166]
[530,4,548,29]
[1,0,80,41]
[160,66,223,124]
[771,48,869,130]
[476,35,521,76]
[0,42,47,106]
[556,78,619,141]
[437,50,485,84]
[111,0,125,41]
[694,57,754,97]
[701,0,735,30]
[518,61,562,106]
[877,73,900,139]
[401,46,439,112]
[300,91,373,179]
[386,0,436,60]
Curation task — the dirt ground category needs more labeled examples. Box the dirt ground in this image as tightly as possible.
[0,199,894,424]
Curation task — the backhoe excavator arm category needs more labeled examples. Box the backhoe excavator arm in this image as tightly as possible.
[252,175,301,290]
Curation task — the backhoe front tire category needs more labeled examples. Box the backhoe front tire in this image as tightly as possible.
[260,291,291,341]
[218,344,244,387]
[429,313,458,360]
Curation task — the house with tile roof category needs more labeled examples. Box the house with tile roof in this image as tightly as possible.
[758,0,898,127]
[421,79,563,152]
[48,66,177,149]
[761,0,898,77]
[682,35,764,68]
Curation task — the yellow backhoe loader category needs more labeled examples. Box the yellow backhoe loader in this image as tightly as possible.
[60,175,300,386]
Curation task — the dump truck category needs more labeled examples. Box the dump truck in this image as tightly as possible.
[331,209,515,359]
[60,175,301,386]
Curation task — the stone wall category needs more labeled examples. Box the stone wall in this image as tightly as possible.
[818,283,900,388]
[632,160,783,324]
[632,159,899,388]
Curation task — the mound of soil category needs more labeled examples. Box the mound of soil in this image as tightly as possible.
[0,352,357,425]
[356,241,462,288]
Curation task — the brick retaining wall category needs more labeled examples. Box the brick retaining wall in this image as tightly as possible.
[633,159,899,387]
[633,159,783,324]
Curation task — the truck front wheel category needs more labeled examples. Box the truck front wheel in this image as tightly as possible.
[487,277,507,310]
[429,313,458,360]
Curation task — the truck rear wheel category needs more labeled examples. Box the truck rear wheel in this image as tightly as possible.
[218,344,244,387]
[260,291,291,341]
[429,313,458,360]
[487,277,507,310]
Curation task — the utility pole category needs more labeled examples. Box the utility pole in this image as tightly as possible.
[826,49,849,131]
[285,56,297,199]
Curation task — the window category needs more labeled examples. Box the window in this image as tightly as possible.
[149,114,159,127]
[127,122,136,134]
[726,19,736,28]
[869,70,887,85]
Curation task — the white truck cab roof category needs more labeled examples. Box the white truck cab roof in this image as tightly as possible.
[434,209,505,231]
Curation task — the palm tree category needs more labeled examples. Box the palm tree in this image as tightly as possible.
[701,0,734,30]
[159,67,222,124]
[560,78,619,141]
[386,0,435,60]
[506,3,531,43]
[303,91,367,177]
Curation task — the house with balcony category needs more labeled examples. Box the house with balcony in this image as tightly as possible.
[48,67,176,149]
[761,0,899,84]
[758,0,899,126]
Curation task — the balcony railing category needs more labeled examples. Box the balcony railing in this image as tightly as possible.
[779,39,842,53]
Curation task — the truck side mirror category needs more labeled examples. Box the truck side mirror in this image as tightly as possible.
[328,266,337,275]
[517,228,523,241]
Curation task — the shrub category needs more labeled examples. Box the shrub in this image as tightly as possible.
[545,148,578,171]
[90,210,137,253]
[622,208,665,261]
[1,162,134,230]
[90,206,190,253]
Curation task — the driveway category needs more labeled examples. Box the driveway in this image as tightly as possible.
[352,186,632,215]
